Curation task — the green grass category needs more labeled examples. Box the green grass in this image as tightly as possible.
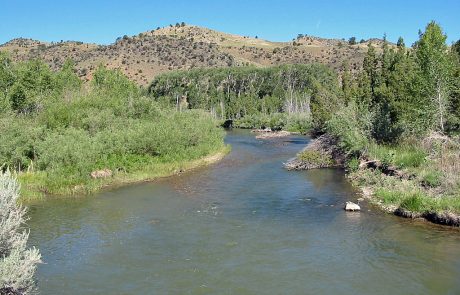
[420,170,443,188]
[18,145,231,202]
[399,192,433,212]
[374,188,460,214]
[367,142,427,169]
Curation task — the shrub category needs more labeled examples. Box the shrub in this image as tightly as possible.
[326,101,372,156]
[0,171,41,294]
[285,114,311,133]
[346,157,360,172]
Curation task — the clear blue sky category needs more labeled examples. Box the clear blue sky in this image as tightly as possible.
[1,0,459,45]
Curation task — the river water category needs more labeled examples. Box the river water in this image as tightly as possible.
[28,129,460,294]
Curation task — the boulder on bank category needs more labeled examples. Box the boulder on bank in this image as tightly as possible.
[284,134,344,170]
[90,169,113,179]
[344,202,361,211]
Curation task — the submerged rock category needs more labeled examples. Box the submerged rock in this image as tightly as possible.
[344,202,361,211]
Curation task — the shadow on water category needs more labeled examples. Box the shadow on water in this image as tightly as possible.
[28,129,460,295]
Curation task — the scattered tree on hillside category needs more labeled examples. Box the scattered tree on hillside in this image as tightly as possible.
[397,36,405,48]
[348,37,357,45]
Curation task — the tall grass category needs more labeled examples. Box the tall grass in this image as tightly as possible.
[375,188,460,213]
[367,142,427,169]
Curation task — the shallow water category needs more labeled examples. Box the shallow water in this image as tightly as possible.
[28,129,460,294]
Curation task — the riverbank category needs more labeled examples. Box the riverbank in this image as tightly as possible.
[286,133,460,227]
[18,145,231,202]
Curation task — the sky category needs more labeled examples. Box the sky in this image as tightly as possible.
[1,0,459,46]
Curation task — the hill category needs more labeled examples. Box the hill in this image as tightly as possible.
[0,24,389,85]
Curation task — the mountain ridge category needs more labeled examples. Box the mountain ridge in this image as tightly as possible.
[0,24,390,85]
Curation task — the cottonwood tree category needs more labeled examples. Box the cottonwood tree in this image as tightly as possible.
[0,171,41,295]
[415,21,454,132]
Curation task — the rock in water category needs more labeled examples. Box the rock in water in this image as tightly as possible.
[344,202,360,211]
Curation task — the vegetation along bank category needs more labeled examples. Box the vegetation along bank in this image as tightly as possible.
[1,20,460,228]
[0,57,228,201]
[285,22,460,226]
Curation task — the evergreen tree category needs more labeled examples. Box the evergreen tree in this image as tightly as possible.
[348,37,357,45]
[363,43,379,99]
[380,34,393,86]
[340,60,353,103]
[397,36,405,48]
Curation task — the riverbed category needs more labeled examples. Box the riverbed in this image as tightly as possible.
[28,129,460,294]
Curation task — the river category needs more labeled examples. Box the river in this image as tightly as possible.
[28,129,460,294]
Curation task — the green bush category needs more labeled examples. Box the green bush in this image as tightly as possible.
[346,157,360,172]
[326,101,372,156]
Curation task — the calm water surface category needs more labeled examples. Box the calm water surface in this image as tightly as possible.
[28,130,460,294]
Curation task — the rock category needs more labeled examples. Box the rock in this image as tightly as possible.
[222,119,233,128]
[255,130,291,139]
[90,169,112,179]
[344,201,360,211]
[251,128,273,133]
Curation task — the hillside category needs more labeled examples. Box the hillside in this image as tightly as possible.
[0,25,387,85]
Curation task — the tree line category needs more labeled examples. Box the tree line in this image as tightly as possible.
[148,64,343,131]
[333,21,460,154]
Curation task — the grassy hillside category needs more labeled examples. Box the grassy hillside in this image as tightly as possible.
[0,24,387,85]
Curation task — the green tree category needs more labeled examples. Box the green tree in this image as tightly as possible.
[397,36,405,48]
[348,37,357,45]
[363,43,379,98]
[340,60,353,103]
[415,21,454,132]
